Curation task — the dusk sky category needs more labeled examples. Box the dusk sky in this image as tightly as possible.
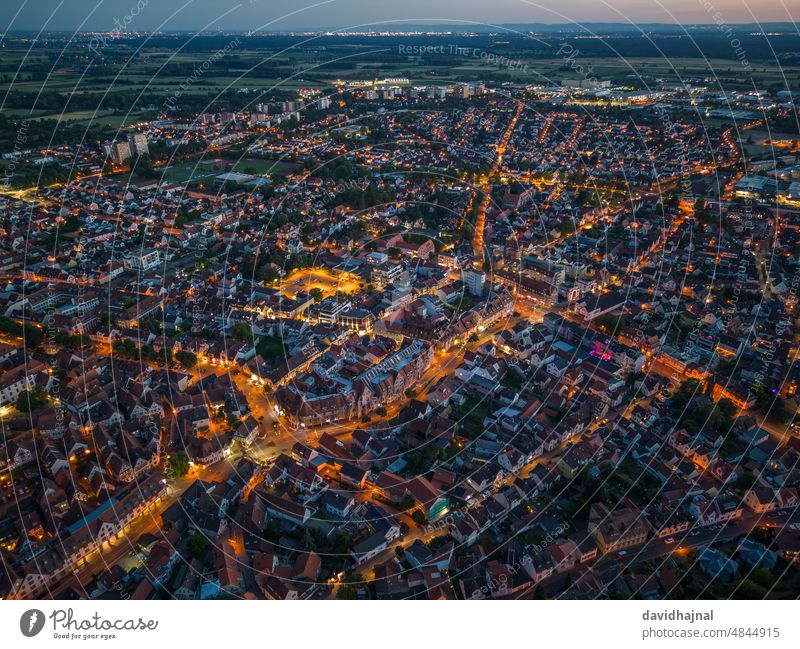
[0,0,795,32]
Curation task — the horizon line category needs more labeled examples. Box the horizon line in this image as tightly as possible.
[1,20,799,34]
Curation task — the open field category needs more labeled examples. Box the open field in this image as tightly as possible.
[153,158,297,184]
[231,158,297,175]
[23,109,113,122]
[155,161,219,183]
[1,32,798,103]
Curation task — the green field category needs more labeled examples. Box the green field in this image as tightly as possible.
[1,38,797,100]
[156,162,219,184]
[231,159,296,175]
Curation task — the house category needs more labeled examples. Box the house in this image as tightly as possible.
[351,531,391,564]
[374,471,407,503]
[234,416,260,447]
[406,476,449,520]
[173,559,203,599]
[374,559,411,599]
[688,492,743,525]
[743,487,780,513]
[736,538,778,570]
[696,546,738,582]
[0,362,38,406]
[575,291,627,321]
[321,489,355,518]
[588,499,650,553]
[339,462,369,489]
[404,540,434,569]
[258,492,311,526]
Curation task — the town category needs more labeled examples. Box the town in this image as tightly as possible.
[1,27,800,602]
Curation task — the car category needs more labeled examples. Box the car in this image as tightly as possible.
[664,537,675,544]
[617,550,628,557]
[690,529,700,537]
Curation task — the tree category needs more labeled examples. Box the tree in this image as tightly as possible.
[142,318,163,335]
[501,371,523,391]
[0,316,42,347]
[375,405,387,417]
[399,494,416,511]
[750,567,774,589]
[262,265,280,283]
[336,571,364,600]
[186,532,209,560]
[167,451,190,479]
[769,397,790,424]
[332,532,352,554]
[694,198,706,214]
[15,386,48,413]
[731,579,768,599]
[559,219,577,236]
[309,287,324,303]
[256,335,284,360]
[411,509,428,526]
[670,378,701,413]
[174,350,197,369]
[595,314,623,334]
[231,322,252,342]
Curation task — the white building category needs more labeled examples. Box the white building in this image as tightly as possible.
[126,248,162,272]
[462,269,486,297]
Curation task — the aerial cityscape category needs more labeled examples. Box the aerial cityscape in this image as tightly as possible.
[0,0,799,612]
